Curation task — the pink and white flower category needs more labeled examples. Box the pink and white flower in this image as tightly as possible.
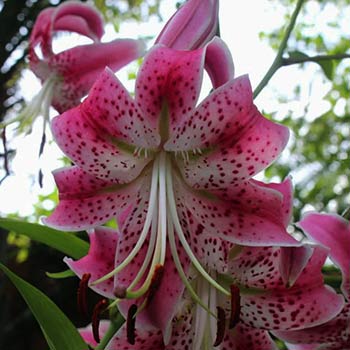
[43,35,303,341]
[4,1,145,135]
[274,213,350,350]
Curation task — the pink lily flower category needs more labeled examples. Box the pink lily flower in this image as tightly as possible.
[4,1,145,135]
[69,213,344,348]
[155,0,219,50]
[274,213,350,350]
[43,36,302,340]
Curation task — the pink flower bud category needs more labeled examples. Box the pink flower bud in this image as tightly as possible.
[155,0,219,50]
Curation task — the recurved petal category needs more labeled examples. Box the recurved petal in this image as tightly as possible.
[135,45,205,132]
[279,245,314,288]
[205,37,234,89]
[51,91,153,184]
[170,107,289,193]
[252,176,293,227]
[52,1,104,41]
[43,166,149,231]
[165,75,253,152]
[64,227,118,299]
[229,246,282,290]
[241,247,345,331]
[222,324,278,350]
[174,177,298,248]
[275,303,350,347]
[50,39,146,113]
[299,212,350,300]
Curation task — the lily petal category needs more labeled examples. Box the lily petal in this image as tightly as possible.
[155,0,218,50]
[135,45,205,132]
[241,246,345,331]
[29,1,104,63]
[174,176,298,248]
[299,212,350,300]
[51,82,154,184]
[165,76,289,193]
[64,227,118,298]
[275,303,350,347]
[52,1,104,41]
[252,176,293,227]
[279,245,314,288]
[205,37,235,88]
[223,324,278,350]
[45,39,146,113]
[43,166,148,231]
[79,320,110,347]
[103,306,194,349]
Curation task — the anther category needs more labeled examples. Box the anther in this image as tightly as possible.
[92,299,108,343]
[229,284,241,329]
[127,304,138,345]
[213,306,226,347]
[77,273,91,317]
[146,264,164,305]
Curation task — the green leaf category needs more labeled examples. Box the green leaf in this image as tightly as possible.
[0,263,87,350]
[46,269,76,279]
[287,50,309,61]
[0,218,88,259]
[318,60,334,80]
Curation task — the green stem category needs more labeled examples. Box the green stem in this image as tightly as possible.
[282,53,350,66]
[95,312,125,350]
[253,0,305,98]
[342,207,350,220]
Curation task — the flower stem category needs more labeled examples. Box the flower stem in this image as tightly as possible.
[282,53,350,66]
[253,0,305,98]
[95,312,125,350]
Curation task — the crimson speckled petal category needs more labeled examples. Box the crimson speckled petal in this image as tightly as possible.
[51,103,152,184]
[65,227,118,298]
[299,212,350,300]
[135,45,205,132]
[43,166,149,231]
[240,247,344,331]
[221,324,278,350]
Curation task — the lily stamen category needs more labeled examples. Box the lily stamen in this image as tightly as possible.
[77,272,91,317]
[229,284,241,329]
[126,304,138,345]
[213,307,226,347]
[92,299,108,343]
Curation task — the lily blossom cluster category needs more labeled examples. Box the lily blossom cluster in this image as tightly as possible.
[22,0,349,349]
[2,1,145,141]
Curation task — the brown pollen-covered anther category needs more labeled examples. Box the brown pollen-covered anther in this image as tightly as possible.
[127,304,138,345]
[92,298,108,343]
[77,273,91,317]
[213,306,226,346]
[229,284,241,329]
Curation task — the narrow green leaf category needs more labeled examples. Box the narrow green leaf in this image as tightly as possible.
[46,269,76,279]
[0,263,87,350]
[0,218,88,259]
